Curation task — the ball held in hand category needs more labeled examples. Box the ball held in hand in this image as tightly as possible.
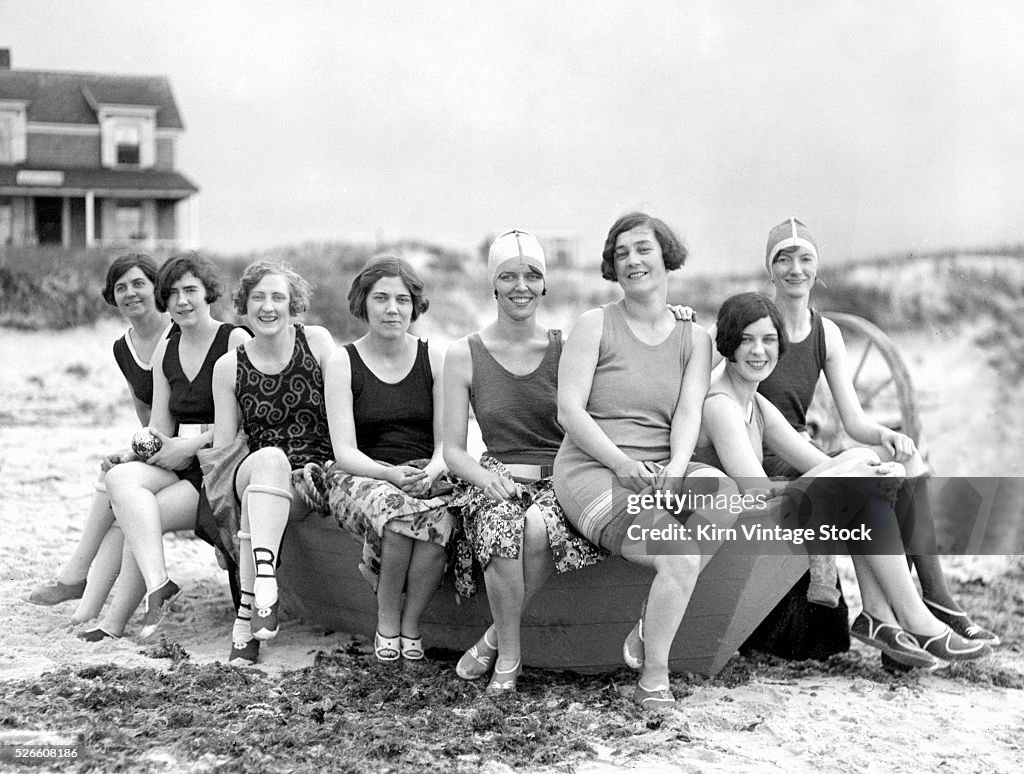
[131,429,163,461]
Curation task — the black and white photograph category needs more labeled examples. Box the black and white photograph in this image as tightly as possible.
[1,2,1022,772]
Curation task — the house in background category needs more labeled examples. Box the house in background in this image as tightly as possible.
[0,48,197,250]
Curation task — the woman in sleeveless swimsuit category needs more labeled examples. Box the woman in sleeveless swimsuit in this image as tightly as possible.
[209,261,335,665]
[102,253,250,639]
[694,292,991,667]
[743,219,997,661]
[443,230,606,691]
[325,254,455,663]
[29,254,171,633]
[554,212,735,710]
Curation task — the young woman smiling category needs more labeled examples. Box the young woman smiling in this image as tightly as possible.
[208,261,335,664]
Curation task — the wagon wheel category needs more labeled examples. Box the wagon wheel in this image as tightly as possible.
[807,311,923,454]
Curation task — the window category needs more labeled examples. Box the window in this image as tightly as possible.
[115,123,141,165]
[0,103,28,164]
[115,201,144,241]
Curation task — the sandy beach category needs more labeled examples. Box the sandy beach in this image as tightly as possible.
[1,318,1022,772]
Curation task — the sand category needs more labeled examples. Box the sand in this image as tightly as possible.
[1,318,1022,773]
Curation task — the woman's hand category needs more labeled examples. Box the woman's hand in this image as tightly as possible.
[879,428,916,462]
[613,459,657,493]
[668,305,696,322]
[385,465,429,493]
[653,459,687,493]
[480,472,520,503]
[100,448,135,472]
[145,431,196,471]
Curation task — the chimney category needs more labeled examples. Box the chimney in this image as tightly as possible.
[0,49,10,69]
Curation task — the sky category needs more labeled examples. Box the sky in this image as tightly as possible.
[3,0,1023,270]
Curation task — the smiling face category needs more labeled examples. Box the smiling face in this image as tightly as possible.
[165,272,210,327]
[731,316,781,383]
[771,246,818,299]
[246,273,291,335]
[365,275,413,339]
[494,261,544,320]
[112,266,157,320]
[613,226,666,291]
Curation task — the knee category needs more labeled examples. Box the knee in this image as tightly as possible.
[836,447,879,466]
[654,553,701,585]
[522,507,550,557]
[103,462,142,501]
[247,447,292,482]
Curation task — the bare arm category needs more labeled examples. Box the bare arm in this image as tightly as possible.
[821,317,916,461]
[323,347,426,489]
[442,337,518,501]
[419,341,449,490]
[557,309,653,491]
[211,351,240,449]
[659,323,711,482]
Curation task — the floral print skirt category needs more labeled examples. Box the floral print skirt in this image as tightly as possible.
[450,456,607,598]
[326,466,456,592]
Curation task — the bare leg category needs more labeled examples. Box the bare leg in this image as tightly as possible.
[71,525,125,623]
[376,529,414,637]
[58,485,116,585]
[399,540,446,638]
[484,506,555,671]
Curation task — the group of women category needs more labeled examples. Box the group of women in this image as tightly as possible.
[30,213,998,710]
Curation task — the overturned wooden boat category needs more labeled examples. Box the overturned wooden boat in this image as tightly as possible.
[277,503,810,676]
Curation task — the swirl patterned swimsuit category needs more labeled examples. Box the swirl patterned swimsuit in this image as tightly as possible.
[235,323,332,474]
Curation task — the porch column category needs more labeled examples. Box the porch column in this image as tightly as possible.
[61,197,71,246]
[85,191,95,247]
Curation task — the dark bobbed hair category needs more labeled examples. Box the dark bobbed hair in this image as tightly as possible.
[155,252,224,313]
[232,260,312,317]
[715,292,789,362]
[347,253,429,322]
[102,253,160,306]
[600,212,688,282]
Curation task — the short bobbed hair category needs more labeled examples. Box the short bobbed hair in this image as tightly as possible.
[155,252,224,312]
[102,253,159,306]
[347,253,429,322]
[600,212,688,282]
[715,292,789,362]
[232,260,312,317]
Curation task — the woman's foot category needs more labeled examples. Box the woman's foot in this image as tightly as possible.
[923,599,1000,645]
[850,611,937,669]
[251,600,280,641]
[906,625,992,663]
[486,660,522,693]
[77,626,120,642]
[633,681,676,710]
[456,627,498,680]
[229,638,260,666]
[374,631,401,662]
[400,634,425,661]
[139,579,181,639]
[29,579,87,606]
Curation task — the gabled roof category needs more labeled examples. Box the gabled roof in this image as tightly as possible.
[0,69,185,129]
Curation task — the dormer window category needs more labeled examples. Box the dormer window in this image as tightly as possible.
[98,106,156,169]
[115,123,141,165]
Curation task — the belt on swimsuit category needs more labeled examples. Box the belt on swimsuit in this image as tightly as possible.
[176,423,209,439]
[504,463,554,483]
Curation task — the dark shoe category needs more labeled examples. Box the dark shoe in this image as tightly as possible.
[456,627,497,680]
[139,579,181,639]
[850,611,937,669]
[77,626,119,642]
[633,682,676,710]
[923,599,1000,646]
[251,599,280,641]
[229,638,260,666]
[907,625,992,663]
[29,579,87,606]
[486,660,522,693]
